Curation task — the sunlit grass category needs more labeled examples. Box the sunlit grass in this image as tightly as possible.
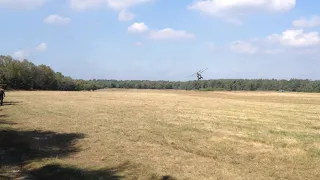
[1,89,320,179]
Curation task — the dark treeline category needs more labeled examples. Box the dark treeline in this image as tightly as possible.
[1,55,320,92]
[96,79,320,92]
[0,55,104,91]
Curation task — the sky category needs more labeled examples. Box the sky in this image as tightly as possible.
[0,0,320,81]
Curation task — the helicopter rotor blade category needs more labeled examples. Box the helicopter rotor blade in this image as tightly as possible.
[188,68,208,77]
[189,72,197,76]
[199,68,208,73]
[189,70,201,76]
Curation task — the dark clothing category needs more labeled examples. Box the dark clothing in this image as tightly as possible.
[0,89,4,106]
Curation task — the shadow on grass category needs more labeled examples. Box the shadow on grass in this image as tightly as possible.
[0,128,127,179]
[0,110,16,125]
[0,114,8,118]
[0,129,86,167]
[0,129,128,180]
[0,110,127,180]
[0,109,16,125]
[0,105,175,180]
[0,114,9,118]
[27,164,126,180]
[1,101,22,106]
[150,174,178,180]
[0,119,16,125]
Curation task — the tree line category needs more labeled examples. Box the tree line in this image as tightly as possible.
[96,79,320,92]
[0,55,104,91]
[1,55,320,92]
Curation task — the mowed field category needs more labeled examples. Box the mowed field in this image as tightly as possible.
[1,89,320,180]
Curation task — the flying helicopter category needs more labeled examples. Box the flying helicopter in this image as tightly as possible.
[190,68,208,80]
[187,68,208,90]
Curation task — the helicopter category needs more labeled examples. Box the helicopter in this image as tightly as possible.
[187,68,208,90]
[190,68,208,80]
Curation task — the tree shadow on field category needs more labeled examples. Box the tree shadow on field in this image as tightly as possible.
[27,163,126,180]
[0,110,15,125]
[0,129,86,167]
[0,119,16,125]
[0,114,9,118]
[0,112,126,180]
[150,174,178,180]
[1,101,22,106]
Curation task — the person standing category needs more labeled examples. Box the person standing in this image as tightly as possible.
[0,86,5,106]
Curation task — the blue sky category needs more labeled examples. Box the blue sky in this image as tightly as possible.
[1,0,320,81]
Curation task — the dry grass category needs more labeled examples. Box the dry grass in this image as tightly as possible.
[1,89,320,179]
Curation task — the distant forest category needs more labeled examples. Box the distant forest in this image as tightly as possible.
[1,55,320,92]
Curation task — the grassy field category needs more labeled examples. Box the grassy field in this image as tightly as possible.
[1,89,320,180]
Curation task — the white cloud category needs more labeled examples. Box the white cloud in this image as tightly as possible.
[69,0,152,11]
[148,28,195,40]
[266,29,320,47]
[293,15,320,28]
[12,50,29,60]
[0,0,45,9]
[107,0,152,11]
[44,14,71,25]
[188,0,296,23]
[229,28,320,55]
[135,42,143,46]
[111,0,152,21]
[118,9,135,21]
[36,43,47,51]
[230,41,258,54]
[127,22,195,41]
[11,43,47,60]
[69,0,105,11]
[128,22,149,33]
[69,0,152,21]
